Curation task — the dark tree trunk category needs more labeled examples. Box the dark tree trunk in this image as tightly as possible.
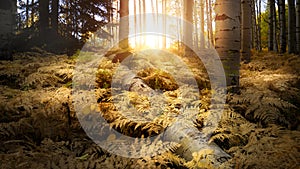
[39,0,50,39]
[241,0,252,63]
[251,0,257,50]
[26,0,29,27]
[296,0,300,53]
[279,0,287,53]
[268,0,275,51]
[273,1,278,52]
[0,0,16,60]
[51,0,59,34]
[257,0,262,51]
[288,0,297,54]
[31,0,35,25]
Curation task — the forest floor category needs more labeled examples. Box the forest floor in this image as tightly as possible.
[0,48,299,169]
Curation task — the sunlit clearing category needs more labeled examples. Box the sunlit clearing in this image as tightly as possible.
[130,35,172,49]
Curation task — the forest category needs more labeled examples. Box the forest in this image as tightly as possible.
[0,0,299,168]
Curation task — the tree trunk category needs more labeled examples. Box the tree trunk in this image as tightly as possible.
[26,0,29,27]
[119,0,129,48]
[268,0,275,51]
[134,0,137,46]
[143,0,146,46]
[279,0,287,53]
[194,0,199,50]
[0,0,16,60]
[215,0,241,88]
[256,0,262,51]
[251,0,257,50]
[31,0,35,25]
[162,0,167,48]
[139,0,142,47]
[205,0,211,47]
[51,0,58,34]
[200,0,205,48]
[288,0,297,53]
[241,0,252,63]
[183,0,194,56]
[39,0,50,39]
[296,0,300,53]
[208,0,214,46]
[273,1,279,52]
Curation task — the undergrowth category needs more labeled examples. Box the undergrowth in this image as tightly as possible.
[0,49,299,168]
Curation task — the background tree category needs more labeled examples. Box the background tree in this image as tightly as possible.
[272,0,278,52]
[51,0,59,35]
[0,0,17,60]
[268,0,275,51]
[296,0,300,53]
[38,0,49,40]
[241,0,252,63]
[200,0,205,48]
[183,0,194,55]
[278,0,287,53]
[288,0,297,53]
[255,0,262,51]
[215,0,241,88]
[206,0,213,46]
[119,0,129,48]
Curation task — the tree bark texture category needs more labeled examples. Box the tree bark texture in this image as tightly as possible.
[215,0,241,88]
[279,0,287,53]
[288,0,297,53]
[241,0,252,63]
[0,0,17,60]
[183,0,194,56]
[119,0,129,48]
[296,0,300,53]
[268,0,275,51]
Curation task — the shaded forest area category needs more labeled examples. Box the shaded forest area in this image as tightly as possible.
[0,0,300,169]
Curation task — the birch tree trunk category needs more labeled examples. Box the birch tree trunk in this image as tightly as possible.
[119,0,129,48]
[279,0,287,53]
[241,0,252,63]
[288,0,297,54]
[215,0,241,88]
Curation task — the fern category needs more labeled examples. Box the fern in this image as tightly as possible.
[230,88,298,128]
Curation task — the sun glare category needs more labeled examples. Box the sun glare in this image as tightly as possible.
[128,0,171,49]
[130,34,171,49]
